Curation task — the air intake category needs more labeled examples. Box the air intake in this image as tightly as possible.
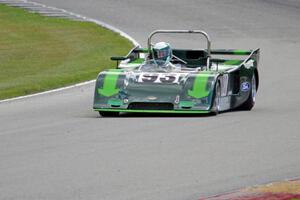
[128,102,174,110]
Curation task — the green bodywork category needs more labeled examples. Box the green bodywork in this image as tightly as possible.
[188,73,211,99]
[93,47,259,114]
[98,70,123,97]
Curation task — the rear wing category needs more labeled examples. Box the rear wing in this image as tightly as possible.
[112,47,259,60]
[211,48,260,65]
[212,49,253,55]
[111,46,260,70]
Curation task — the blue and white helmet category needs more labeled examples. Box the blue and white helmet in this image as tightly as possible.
[152,42,172,65]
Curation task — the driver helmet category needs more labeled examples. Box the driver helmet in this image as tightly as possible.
[152,42,172,65]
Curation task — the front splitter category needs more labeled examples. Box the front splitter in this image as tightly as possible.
[94,108,211,114]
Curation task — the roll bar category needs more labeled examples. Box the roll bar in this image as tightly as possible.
[147,30,212,69]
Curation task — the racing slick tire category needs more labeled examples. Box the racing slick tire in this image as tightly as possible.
[238,75,257,110]
[99,111,120,117]
[211,80,221,115]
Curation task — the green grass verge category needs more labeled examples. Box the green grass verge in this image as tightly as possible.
[0,4,133,100]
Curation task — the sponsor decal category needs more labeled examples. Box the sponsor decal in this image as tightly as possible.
[147,96,157,100]
[241,82,250,92]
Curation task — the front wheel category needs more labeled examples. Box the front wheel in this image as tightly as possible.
[99,111,119,117]
[238,75,257,110]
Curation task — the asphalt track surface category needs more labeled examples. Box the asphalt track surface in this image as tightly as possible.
[1,1,300,200]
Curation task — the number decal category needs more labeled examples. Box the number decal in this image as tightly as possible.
[137,73,182,84]
[141,74,158,83]
[159,75,176,83]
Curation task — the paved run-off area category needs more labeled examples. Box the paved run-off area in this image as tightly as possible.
[0,0,300,200]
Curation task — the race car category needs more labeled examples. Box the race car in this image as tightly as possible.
[93,30,259,116]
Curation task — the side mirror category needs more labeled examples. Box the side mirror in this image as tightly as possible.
[110,56,127,68]
[110,56,127,61]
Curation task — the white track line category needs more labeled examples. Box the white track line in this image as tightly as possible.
[0,80,96,103]
[0,0,140,104]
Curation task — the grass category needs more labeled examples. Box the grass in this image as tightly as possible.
[0,4,133,100]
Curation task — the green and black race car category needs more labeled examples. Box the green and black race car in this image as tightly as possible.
[93,30,259,117]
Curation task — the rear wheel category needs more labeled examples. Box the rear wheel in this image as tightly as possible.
[211,81,221,115]
[238,75,257,110]
[99,111,119,117]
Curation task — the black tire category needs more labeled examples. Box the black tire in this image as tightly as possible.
[211,81,221,115]
[238,75,257,110]
[99,111,119,117]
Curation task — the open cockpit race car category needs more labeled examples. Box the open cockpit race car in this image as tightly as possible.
[93,30,259,117]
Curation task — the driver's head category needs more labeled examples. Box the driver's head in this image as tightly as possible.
[152,42,172,65]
